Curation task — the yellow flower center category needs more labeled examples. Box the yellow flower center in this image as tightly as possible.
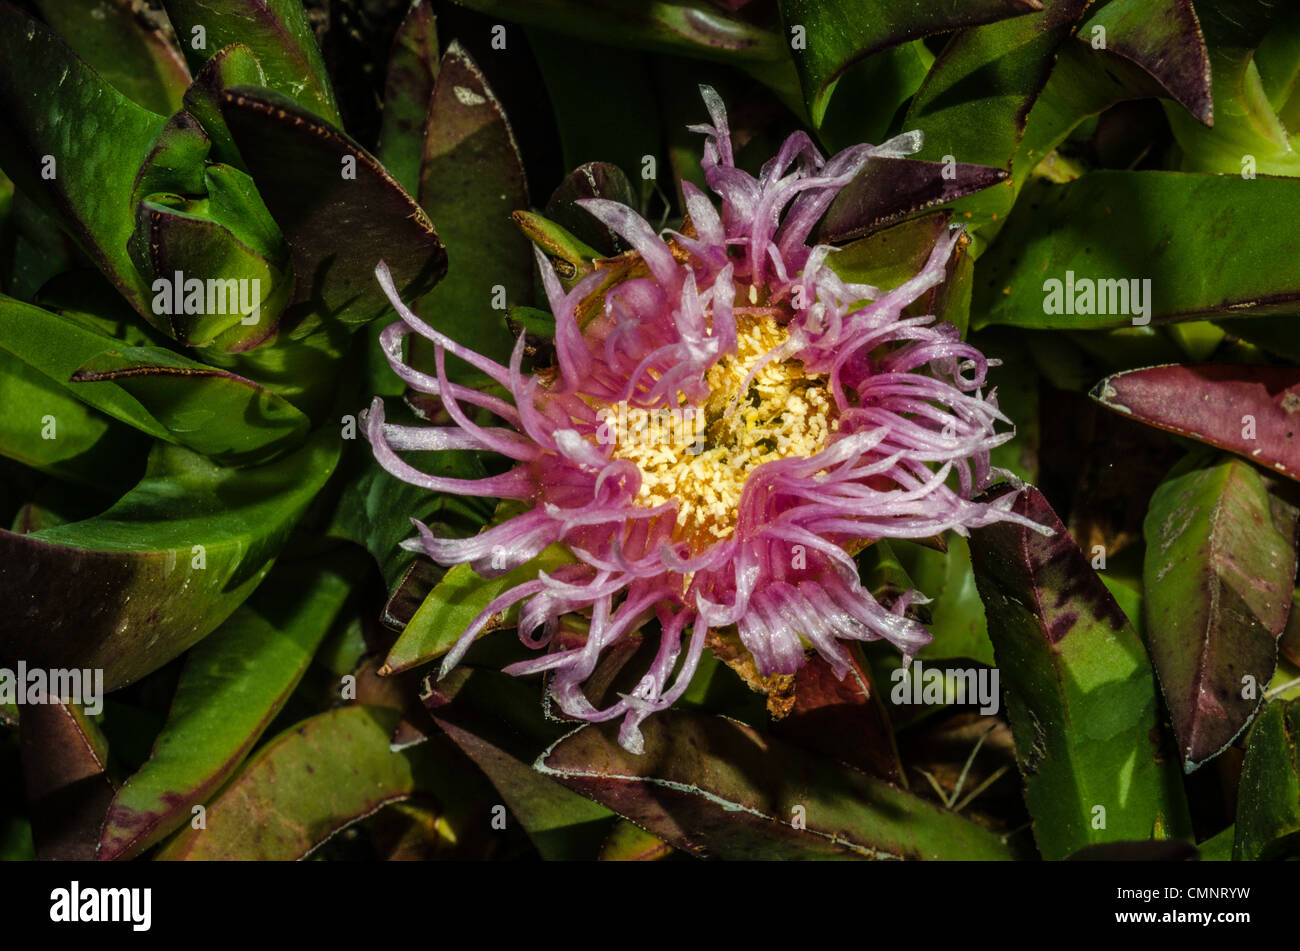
[602,312,836,550]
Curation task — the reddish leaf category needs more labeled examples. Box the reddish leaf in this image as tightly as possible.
[1092,364,1300,481]
[772,647,904,783]
[20,703,116,861]
[818,157,1008,242]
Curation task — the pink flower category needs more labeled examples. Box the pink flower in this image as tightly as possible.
[366,87,1040,753]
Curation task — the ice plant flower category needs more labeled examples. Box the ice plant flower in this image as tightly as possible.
[365,87,1042,753]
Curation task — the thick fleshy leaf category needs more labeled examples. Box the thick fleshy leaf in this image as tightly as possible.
[1080,0,1212,123]
[162,0,339,123]
[1165,0,1298,174]
[902,0,1091,232]
[969,484,1190,858]
[423,668,614,860]
[0,346,146,488]
[976,172,1300,329]
[376,0,439,196]
[818,157,1008,243]
[33,0,191,115]
[0,427,339,690]
[72,347,310,466]
[778,0,1042,125]
[2,295,309,464]
[0,4,165,312]
[536,710,1016,860]
[20,702,116,861]
[220,86,446,335]
[1142,454,1298,770]
[382,545,575,675]
[155,705,434,860]
[599,819,673,861]
[181,43,267,169]
[129,186,294,351]
[411,41,529,370]
[818,41,933,151]
[97,557,355,860]
[1233,699,1300,860]
[1092,364,1300,482]
[512,211,602,291]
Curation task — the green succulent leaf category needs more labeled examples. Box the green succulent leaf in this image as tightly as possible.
[903,0,1092,233]
[779,0,1043,127]
[181,42,267,169]
[1165,0,1299,174]
[0,346,146,488]
[383,544,576,676]
[162,0,339,124]
[32,0,191,115]
[154,705,434,860]
[975,171,1300,329]
[969,484,1191,858]
[451,0,785,65]
[97,556,356,860]
[599,819,673,860]
[528,27,661,203]
[536,710,1016,860]
[376,0,440,196]
[1142,454,1298,770]
[1233,699,1300,860]
[1,295,309,464]
[0,427,340,690]
[0,4,166,313]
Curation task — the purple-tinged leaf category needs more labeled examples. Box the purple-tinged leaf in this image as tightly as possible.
[1143,454,1299,771]
[220,87,446,335]
[970,485,1191,857]
[818,157,1008,243]
[1092,364,1300,482]
[96,559,354,861]
[409,41,529,370]
[155,706,434,860]
[536,710,1015,860]
[0,428,339,690]
[545,162,637,257]
[1081,0,1212,124]
[20,702,116,861]
[163,0,339,124]
[772,648,904,783]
